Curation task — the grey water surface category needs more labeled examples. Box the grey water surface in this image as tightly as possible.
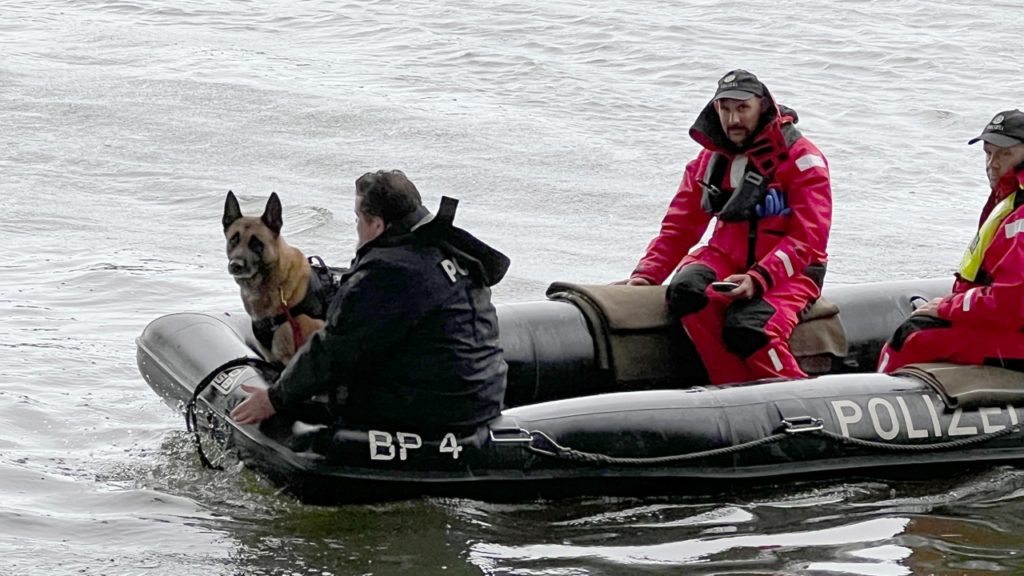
[3,1,1024,574]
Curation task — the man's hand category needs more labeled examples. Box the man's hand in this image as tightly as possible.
[911,297,945,318]
[230,383,277,425]
[611,277,652,286]
[721,274,758,300]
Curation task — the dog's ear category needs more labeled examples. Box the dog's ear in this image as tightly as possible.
[223,190,243,231]
[262,192,283,236]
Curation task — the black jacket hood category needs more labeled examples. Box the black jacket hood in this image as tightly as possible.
[688,84,800,154]
[360,197,511,287]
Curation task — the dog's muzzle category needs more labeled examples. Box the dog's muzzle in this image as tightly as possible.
[228,258,256,279]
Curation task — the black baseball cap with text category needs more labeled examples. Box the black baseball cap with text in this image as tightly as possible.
[713,69,765,101]
[968,109,1024,147]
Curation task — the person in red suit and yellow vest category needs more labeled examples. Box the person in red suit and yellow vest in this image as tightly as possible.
[879,110,1024,372]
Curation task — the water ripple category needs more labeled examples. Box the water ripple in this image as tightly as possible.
[2,0,1023,573]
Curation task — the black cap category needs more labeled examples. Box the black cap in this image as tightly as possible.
[713,69,765,101]
[968,109,1024,147]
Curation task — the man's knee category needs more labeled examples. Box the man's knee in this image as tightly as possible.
[887,315,952,352]
[722,299,777,358]
[667,264,717,318]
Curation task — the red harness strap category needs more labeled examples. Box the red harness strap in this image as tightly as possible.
[279,288,306,351]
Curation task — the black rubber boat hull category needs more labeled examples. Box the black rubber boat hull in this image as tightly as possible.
[137,278,1024,503]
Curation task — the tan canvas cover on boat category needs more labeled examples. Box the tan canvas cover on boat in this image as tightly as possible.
[893,363,1024,410]
[545,282,848,386]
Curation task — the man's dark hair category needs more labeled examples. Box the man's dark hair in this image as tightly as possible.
[355,170,423,224]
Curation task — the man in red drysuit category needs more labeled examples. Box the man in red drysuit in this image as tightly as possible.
[879,109,1024,373]
[618,69,832,385]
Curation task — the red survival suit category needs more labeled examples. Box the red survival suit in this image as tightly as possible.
[630,90,832,385]
[879,165,1024,373]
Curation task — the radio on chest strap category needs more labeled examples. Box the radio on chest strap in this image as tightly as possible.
[698,122,801,266]
[700,154,770,223]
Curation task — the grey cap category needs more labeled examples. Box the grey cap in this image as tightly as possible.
[968,109,1024,147]
[713,69,765,101]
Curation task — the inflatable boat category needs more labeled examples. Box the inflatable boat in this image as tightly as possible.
[136,278,1024,503]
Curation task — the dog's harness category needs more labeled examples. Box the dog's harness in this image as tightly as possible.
[281,286,308,352]
[251,264,330,353]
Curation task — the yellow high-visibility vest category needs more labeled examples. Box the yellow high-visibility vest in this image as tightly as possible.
[958,191,1019,282]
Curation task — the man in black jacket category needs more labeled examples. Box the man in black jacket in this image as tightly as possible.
[231,170,509,433]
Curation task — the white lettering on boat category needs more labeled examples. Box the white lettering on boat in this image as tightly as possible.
[396,432,423,460]
[867,398,899,440]
[979,407,1005,433]
[831,400,862,438]
[923,394,942,435]
[948,408,977,436]
[211,368,244,395]
[369,430,395,460]
[828,397,1021,440]
[896,397,928,439]
[440,433,463,459]
[367,430,463,461]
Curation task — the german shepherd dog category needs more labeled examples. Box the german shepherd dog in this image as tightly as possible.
[222,191,326,364]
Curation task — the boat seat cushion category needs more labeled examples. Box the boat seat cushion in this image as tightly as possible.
[546,282,847,385]
[893,362,1024,410]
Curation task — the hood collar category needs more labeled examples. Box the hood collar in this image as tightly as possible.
[356,197,511,286]
[992,164,1024,201]
[689,85,797,155]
